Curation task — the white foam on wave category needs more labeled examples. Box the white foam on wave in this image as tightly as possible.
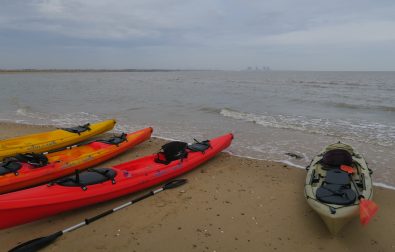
[220,108,334,134]
[275,159,306,169]
[152,135,180,142]
[16,108,28,116]
[50,112,102,127]
[15,107,50,120]
[2,109,105,129]
[220,108,395,147]
[372,182,395,190]
[222,150,306,169]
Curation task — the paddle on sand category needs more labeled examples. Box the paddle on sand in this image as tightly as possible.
[9,179,188,252]
[340,165,379,225]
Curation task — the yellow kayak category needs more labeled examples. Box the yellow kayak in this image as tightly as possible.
[0,119,116,160]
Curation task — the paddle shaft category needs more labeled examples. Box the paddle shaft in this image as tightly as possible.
[63,187,164,233]
[340,165,364,199]
[9,179,186,252]
[349,174,364,199]
[346,168,378,225]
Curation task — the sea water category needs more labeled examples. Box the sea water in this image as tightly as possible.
[0,71,394,188]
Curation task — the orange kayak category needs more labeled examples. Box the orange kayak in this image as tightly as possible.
[0,127,153,194]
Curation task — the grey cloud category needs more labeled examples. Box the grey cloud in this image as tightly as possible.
[0,0,394,69]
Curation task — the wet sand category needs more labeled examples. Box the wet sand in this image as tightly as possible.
[1,123,395,251]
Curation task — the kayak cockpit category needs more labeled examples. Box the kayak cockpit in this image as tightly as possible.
[52,168,117,190]
[0,161,22,176]
[154,140,211,165]
[315,169,357,205]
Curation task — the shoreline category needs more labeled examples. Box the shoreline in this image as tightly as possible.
[1,122,395,251]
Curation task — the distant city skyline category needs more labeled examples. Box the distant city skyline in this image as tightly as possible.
[1,0,395,71]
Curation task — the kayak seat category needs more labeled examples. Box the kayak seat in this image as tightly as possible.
[61,123,91,135]
[322,149,352,167]
[0,161,22,176]
[324,169,350,185]
[155,141,188,165]
[316,184,356,205]
[56,168,117,188]
[96,133,127,145]
[316,169,356,205]
[187,139,211,153]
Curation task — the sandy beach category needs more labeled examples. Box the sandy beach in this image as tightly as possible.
[1,123,395,252]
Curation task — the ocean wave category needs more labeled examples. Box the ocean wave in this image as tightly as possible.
[125,107,143,111]
[198,107,222,114]
[372,182,395,191]
[330,102,395,112]
[220,108,325,133]
[3,109,104,128]
[219,108,395,147]
[291,80,368,87]
[15,106,53,120]
[292,80,341,86]
[288,97,395,113]
[50,112,102,127]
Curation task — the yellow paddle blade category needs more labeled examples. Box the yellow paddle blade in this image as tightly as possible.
[360,198,379,225]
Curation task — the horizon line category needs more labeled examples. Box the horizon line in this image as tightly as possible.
[0,68,394,73]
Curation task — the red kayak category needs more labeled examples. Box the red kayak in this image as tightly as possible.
[0,133,233,229]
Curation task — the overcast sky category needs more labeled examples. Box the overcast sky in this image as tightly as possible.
[1,0,394,70]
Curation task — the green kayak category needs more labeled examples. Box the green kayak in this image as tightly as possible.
[304,142,373,235]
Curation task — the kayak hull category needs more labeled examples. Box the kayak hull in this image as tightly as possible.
[0,133,233,229]
[304,143,373,235]
[0,128,153,194]
[306,194,360,234]
[0,120,116,160]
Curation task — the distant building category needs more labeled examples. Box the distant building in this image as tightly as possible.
[245,66,271,71]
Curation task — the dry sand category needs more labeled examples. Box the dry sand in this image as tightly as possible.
[1,123,395,251]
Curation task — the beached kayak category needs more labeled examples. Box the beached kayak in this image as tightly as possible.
[0,133,233,229]
[0,120,116,160]
[304,142,373,234]
[0,128,153,194]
